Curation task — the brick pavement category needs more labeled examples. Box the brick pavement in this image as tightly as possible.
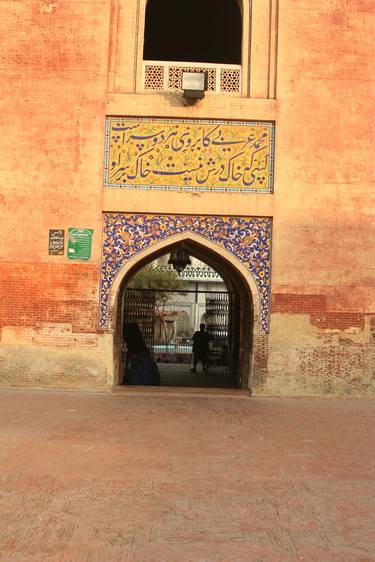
[0,389,374,562]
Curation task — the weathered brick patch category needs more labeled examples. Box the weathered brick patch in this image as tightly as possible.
[264,313,375,396]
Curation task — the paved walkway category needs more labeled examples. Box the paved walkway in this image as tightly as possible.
[0,389,374,562]
[159,363,236,388]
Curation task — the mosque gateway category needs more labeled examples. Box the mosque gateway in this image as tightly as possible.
[0,0,373,395]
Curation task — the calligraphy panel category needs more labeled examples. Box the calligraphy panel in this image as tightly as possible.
[104,118,274,193]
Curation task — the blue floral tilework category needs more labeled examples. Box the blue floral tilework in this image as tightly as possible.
[100,213,272,332]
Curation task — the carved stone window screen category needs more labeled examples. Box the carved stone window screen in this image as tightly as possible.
[109,1,279,99]
[220,68,241,92]
[143,61,242,94]
[155,265,223,281]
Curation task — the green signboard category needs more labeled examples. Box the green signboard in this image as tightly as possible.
[67,228,93,261]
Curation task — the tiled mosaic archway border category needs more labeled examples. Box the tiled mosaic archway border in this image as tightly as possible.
[100,213,272,332]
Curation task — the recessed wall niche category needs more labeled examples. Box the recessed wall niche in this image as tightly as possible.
[107,0,279,99]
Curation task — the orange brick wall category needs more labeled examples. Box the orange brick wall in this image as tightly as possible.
[0,0,374,394]
[0,1,110,390]
[0,263,99,332]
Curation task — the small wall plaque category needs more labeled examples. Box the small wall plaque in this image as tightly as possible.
[48,229,65,255]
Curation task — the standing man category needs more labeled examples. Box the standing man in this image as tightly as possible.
[190,323,210,373]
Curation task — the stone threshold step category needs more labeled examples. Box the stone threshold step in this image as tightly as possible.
[113,385,250,398]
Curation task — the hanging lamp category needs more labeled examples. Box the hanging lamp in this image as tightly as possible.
[168,244,191,274]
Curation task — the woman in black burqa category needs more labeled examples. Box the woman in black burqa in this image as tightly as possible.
[123,324,160,386]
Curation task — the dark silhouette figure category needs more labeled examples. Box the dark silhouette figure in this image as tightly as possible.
[125,347,160,386]
[191,323,210,373]
[123,323,160,386]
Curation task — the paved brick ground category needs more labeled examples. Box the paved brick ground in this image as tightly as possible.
[0,389,374,562]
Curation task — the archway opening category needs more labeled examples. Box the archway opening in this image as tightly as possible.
[143,0,242,64]
[113,239,254,390]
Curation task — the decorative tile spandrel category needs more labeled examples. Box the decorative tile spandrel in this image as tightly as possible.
[99,213,272,333]
[104,118,274,193]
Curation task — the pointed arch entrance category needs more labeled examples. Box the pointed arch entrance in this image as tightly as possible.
[100,213,272,392]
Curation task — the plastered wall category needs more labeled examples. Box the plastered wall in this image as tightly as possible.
[0,0,374,394]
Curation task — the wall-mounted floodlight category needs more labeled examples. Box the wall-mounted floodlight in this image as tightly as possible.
[181,71,208,100]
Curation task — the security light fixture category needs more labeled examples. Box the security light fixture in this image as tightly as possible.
[168,244,191,274]
[181,71,208,100]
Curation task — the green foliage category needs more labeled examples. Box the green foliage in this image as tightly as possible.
[128,265,188,304]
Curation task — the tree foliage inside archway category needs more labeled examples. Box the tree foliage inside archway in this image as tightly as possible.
[128,264,187,302]
[128,264,189,342]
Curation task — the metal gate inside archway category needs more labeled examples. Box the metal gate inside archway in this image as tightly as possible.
[122,288,240,388]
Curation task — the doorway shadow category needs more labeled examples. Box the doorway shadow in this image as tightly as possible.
[158,362,237,388]
[115,237,255,391]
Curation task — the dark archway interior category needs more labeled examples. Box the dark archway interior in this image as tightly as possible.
[143,0,242,64]
[115,240,253,390]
